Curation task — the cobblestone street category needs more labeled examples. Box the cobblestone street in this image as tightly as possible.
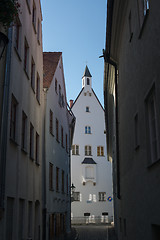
[73,225,118,240]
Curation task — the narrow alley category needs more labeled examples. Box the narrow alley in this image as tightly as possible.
[71,225,117,240]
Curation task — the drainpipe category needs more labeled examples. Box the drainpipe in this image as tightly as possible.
[0,26,13,216]
[102,50,121,199]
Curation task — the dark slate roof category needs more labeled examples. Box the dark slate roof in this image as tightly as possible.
[82,158,97,164]
[82,65,92,78]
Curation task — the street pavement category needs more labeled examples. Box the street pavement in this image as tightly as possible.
[73,225,118,240]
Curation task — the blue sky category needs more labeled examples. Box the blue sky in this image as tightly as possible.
[41,0,107,105]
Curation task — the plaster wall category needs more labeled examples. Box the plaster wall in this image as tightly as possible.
[71,76,113,223]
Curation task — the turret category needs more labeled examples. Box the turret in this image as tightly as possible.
[82,65,92,88]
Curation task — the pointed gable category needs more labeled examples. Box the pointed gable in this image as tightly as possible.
[43,52,62,88]
[82,65,92,78]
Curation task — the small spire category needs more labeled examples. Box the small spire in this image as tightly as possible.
[82,65,92,78]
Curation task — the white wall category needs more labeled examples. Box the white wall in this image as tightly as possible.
[71,75,113,223]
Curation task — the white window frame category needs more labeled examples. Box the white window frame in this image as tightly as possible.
[72,145,79,155]
[85,145,92,156]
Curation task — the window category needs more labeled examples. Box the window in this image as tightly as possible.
[74,192,80,201]
[56,167,59,192]
[72,145,79,155]
[85,166,94,179]
[32,1,36,31]
[28,201,32,238]
[18,199,25,240]
[6,197,14,240]
[97,146,104,156]
[146,88,159,164]
[37,19,40,43]
[49,110,53,135]
[61,126,64,147]
[86,106,89,112]
[137,0,149,30]
[24,38,29,74]
[36,73,40,103]
[85,145,92,156]
[66,134,68,152]
[85,126,91,134]
[58,84,62,106]
[30,123,34,159]
[87,78,90,85]
[61,170,64,193]
[49,163,53,190]
[128,11,133,42]
[84,213,90,217]
[10,95,18,141]
[99,192,106,201]
[134,114,139,149]
[124,219,127,236]
[35,132,39,165]
[55,78,57,93]
[31,57,35,91]
[14,18,21,55]
[66,174,68,194]
[56,119,59,142]
[62,94,64,107]
[21,111,27,151]
[26,0,31,13]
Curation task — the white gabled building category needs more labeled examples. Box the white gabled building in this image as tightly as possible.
[43,52,75,239]
[71,66,113,224]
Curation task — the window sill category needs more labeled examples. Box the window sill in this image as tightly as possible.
[21,147,28,154]
[24,68,30,80]
[138,9,149,39]
[129,32,133,43]
[56,139,60,143]
[26,0,31,14]
[14,47,22,62]
[36,97,40,105]
[49,188,54,192]
[147,158,160,169]
[134,144,140,151]
[10,137,18,146]
[50,132,54,137]
[31,85,35,94]
[35,161,40,166]
[30,156,34,161]
[37,38,40,46]
[32,22,37,34]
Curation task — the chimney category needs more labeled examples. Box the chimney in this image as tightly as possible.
[69,100,73,108]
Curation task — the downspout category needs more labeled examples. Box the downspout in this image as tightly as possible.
[42,89,47,240]
[0,27,13,214]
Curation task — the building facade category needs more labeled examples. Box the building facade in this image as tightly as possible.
[71,66,113,224]
[43,52,75,239]
[104,0,160,239]
[0,0,43,239]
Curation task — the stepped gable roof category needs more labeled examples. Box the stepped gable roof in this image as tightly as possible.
[82,65,92,78]
[43,52,62,88]
[82,158,97,164]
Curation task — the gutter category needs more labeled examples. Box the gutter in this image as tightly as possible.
[0,27,13,213]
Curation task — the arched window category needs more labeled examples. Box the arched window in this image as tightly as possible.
[87,78,90,85]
